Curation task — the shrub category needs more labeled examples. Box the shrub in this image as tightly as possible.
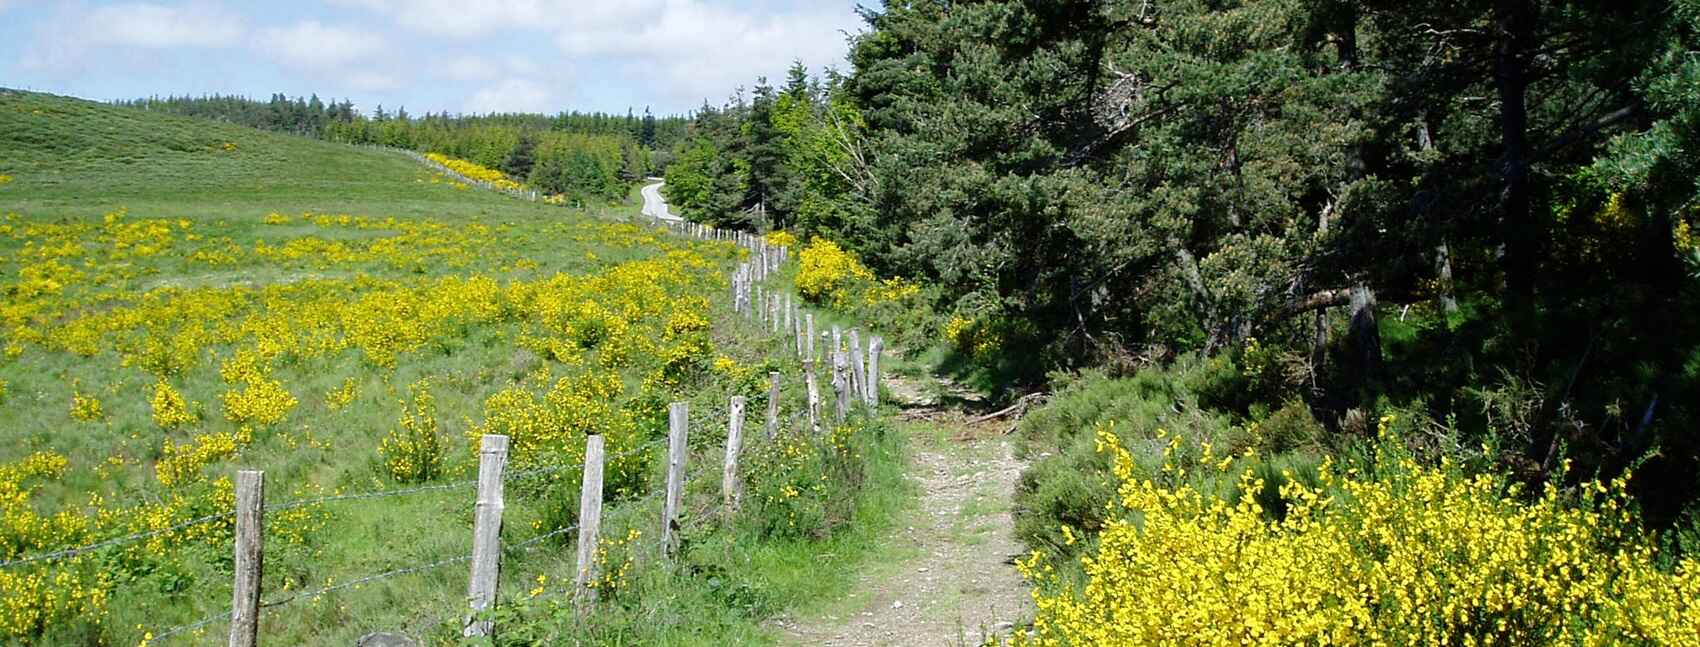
[220,376,296,425]
[1016,428,1700,645]
[379,380,444,483]
[149,381,195,430]
[69,382,103,422]
[795,237,873,307]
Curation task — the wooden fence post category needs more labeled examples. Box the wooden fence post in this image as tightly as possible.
[770,297,780,334]
[229,470,264,647]
[866,336,883,407]
[663,403,688,559]
[803,359,822,435]
[793,306,804,357]
[848,329,865,404]
[805,314,816,360]
[755,285,765,323]
[766,372,781,440]
[782,295,791,331]
[832,351,849,424]
[723,397,746,514]
[464,435,509,637]
[832,326,842,359]
[574,435,606,613]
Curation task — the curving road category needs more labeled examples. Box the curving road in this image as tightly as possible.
[641,178,681,222]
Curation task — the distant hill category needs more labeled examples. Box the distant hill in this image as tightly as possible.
[0,89,596,221]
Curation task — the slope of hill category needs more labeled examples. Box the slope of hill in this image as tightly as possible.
[0,91,907,645]
[0,88,579,220]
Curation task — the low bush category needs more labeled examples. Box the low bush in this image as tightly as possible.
[1016,426,1700,645]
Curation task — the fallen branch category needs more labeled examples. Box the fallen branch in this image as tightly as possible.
[966,393,1049,425]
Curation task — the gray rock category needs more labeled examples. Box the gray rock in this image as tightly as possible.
[357,632,417,647]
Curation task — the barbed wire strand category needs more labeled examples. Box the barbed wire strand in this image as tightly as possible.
[267,477,480,512]
[259,552,473,611]
[0,510,234,569]
[508,523,580,553]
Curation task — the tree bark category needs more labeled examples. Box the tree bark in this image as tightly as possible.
[1494,0,1538,304]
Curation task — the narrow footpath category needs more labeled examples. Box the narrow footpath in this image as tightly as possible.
[775,371,1032,646]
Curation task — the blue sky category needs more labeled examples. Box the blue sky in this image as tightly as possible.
[0,1,867,116]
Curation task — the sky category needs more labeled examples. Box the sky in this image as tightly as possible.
[0,0,867,117]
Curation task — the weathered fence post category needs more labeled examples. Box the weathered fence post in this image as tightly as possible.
[793,306,804,357]
[770,296,780,334]
[766,372,781,440]
[755,285,765,323]
[574,435,606,613]
[229,470,264,647]
[723,397,746,514]
[832,351,849,424]
[848,329,865,404]
[803,359,822,435]
[832,326,842,359]
[731,272,741,314]
[866,336,883,407]
[663,403,687,559]
[464,435,509,637]
[782,295,792,330]
[805,314,816,360]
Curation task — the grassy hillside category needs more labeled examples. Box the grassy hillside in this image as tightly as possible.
[0,89,572,220]
[0,91,906,645]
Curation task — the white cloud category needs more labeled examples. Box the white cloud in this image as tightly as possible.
[256,21,386,69]
[465,78,556,114]
[329,0,594,39]
[86,2,244,48]
[334,0,858,109]
[553,0,859,109]
[22,2,245,72]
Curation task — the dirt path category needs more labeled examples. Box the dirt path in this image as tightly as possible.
[774,374,1032,646]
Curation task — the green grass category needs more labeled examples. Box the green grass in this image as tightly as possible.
[0,88,600,221]
[0,90,912,646]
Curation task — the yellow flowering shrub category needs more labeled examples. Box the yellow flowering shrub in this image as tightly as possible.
[585,528,643,599]
[324,377,359,410]
[155,431,240,488]
[467,369,637,470]
[379,380,444,483]
[0,558,111,641]
[69,383,104,422]
[1016,425,1700,645]
[944,315,999,359]
[745,422,868,539]
[425,153,524,192]
[795,237,873,307]
[221,376,297,425]
[764,230,797,248]
[0,452,232,641]
[149,381,195,429]
[0,174,13,185]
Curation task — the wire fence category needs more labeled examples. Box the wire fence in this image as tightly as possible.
[40,229,876,645]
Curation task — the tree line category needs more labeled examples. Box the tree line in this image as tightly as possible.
[665,0,1700,524]
[119,93,693,204]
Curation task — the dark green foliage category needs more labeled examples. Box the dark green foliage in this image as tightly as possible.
[650,0,1700,524]
[526,133,626,204]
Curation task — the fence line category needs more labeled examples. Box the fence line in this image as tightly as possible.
[133,224,896,644]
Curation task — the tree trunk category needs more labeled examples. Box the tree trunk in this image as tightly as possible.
[1494,0,1538,305]
[1435,240,1460,316]
[1347,284,1382,399]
